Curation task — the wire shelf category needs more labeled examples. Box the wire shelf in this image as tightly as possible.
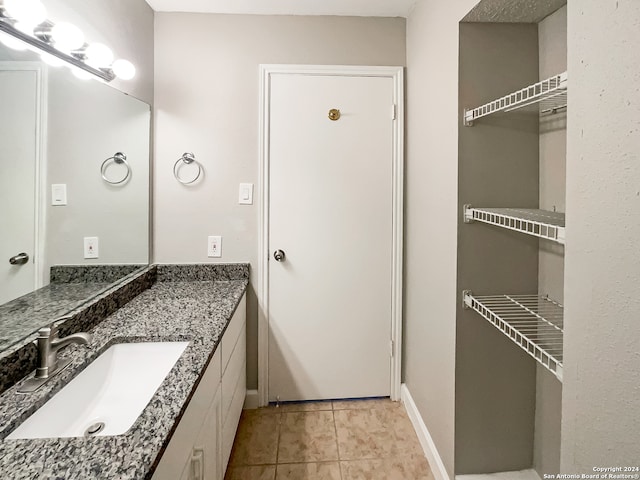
[464,72,568,126]
[463,292,564,381]
[464,206,565,244]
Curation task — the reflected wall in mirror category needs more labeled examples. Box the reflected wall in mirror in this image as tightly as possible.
[0,42,150,352]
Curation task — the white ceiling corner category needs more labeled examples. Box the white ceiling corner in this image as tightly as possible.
[144,0,417,18]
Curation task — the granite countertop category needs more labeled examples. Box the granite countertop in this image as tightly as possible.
[0,265,248,479]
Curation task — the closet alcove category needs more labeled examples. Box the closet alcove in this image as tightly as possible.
[456,1,567,477]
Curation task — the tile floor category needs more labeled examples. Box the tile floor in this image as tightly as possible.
[225,398,435,480]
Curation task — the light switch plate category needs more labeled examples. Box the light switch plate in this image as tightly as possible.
[208,236,222,258]
[51,184,67,206]
[84,237,99,259]
[238,183,253,205]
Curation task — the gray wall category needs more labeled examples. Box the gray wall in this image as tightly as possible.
[45,67,150,271]
[404,0,478,477]
[153,13,406,390]
[46,0,154,104]
[535,5,566,477]
[562,0,640,471]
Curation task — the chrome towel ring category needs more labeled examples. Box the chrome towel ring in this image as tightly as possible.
[101,152,131,185]
[173,152,202,185]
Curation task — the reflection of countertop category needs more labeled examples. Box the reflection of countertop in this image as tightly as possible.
[0,264,146,353]
[0,282,110,351]
[0,264,248,479]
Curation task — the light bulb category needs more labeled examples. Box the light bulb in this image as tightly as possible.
[51,22,85,52]
[15,22,35,35]
[85,43,113,68]
[40,52,64,67]
[0,32,27,50]
[112,59,135,80]
[70,66,91,80]
[4,0,46,27]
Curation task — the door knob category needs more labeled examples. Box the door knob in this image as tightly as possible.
[273,250,286,262]
[9,252,29,265]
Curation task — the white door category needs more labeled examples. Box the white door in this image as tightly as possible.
[0,67,39,304]
[268,72,396,402]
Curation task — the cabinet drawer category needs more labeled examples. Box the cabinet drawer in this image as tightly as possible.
[152,348,221,480]
[221,295,246,374]
[222,324,246,419]
[222,359,246,473]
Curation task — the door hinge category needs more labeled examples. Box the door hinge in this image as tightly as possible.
[391,104,397,120]
[389,340,395,357]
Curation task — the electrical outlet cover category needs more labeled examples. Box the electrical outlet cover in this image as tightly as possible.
[84,237,99,259]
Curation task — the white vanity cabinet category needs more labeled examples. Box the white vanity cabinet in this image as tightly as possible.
[152,293,246,480]
[220,297,247,473]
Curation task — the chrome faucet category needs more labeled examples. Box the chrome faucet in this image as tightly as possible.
[35,326,93,379]
[18,325,93,393]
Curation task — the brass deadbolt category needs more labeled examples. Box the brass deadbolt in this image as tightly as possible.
[328,109,341,121]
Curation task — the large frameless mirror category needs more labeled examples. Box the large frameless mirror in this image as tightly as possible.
[0,39,150,354]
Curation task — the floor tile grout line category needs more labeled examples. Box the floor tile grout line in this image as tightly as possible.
[333,408,347,479]
[274,411,282,472]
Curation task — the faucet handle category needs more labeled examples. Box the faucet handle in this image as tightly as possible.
[53,314,74,323]
[36,326,53,339]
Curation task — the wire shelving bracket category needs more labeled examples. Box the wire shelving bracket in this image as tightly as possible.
[463,205,565,244]
[463,291,564,381]
[464,72,567,126]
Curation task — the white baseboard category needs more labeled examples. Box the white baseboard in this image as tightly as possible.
[456,469,541,480]
[244,389,259,409]
[401,384,451,480]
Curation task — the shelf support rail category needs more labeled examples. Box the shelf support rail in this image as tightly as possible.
[463,291,564,382]
[463,72,568,126]
[463,205,566,244]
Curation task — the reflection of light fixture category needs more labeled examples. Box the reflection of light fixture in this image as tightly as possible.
[0,30,26,50]
[85,43,113,68]
[3,0,46,29]
[15,21,36,35]
[40,51,64,67]
[71,66,92,80]
[51,22,84,52]
[0,3,135,82]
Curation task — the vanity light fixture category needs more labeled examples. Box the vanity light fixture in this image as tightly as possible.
[85,43,113,68]
[0,0,135,82]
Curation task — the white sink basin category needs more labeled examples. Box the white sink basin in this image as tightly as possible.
[8,341,190,439]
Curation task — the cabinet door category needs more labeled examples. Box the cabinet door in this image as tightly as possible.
[203,387,222,480]
[180,386,222,480]
[152,350,221,480]
[181,449,203,480]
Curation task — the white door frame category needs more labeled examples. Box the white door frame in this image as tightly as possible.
[257,64,404,407]
[0,62,47,289]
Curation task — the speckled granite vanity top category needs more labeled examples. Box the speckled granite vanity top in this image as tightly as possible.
[0,264,249,479]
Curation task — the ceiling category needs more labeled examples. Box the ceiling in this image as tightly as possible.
[144,0,417,17]
[463,0,567,23]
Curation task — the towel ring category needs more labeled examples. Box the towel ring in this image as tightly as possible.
[101,152,131,185]
[173,152,202,185]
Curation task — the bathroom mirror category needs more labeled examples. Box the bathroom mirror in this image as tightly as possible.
[0,42,150,353]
